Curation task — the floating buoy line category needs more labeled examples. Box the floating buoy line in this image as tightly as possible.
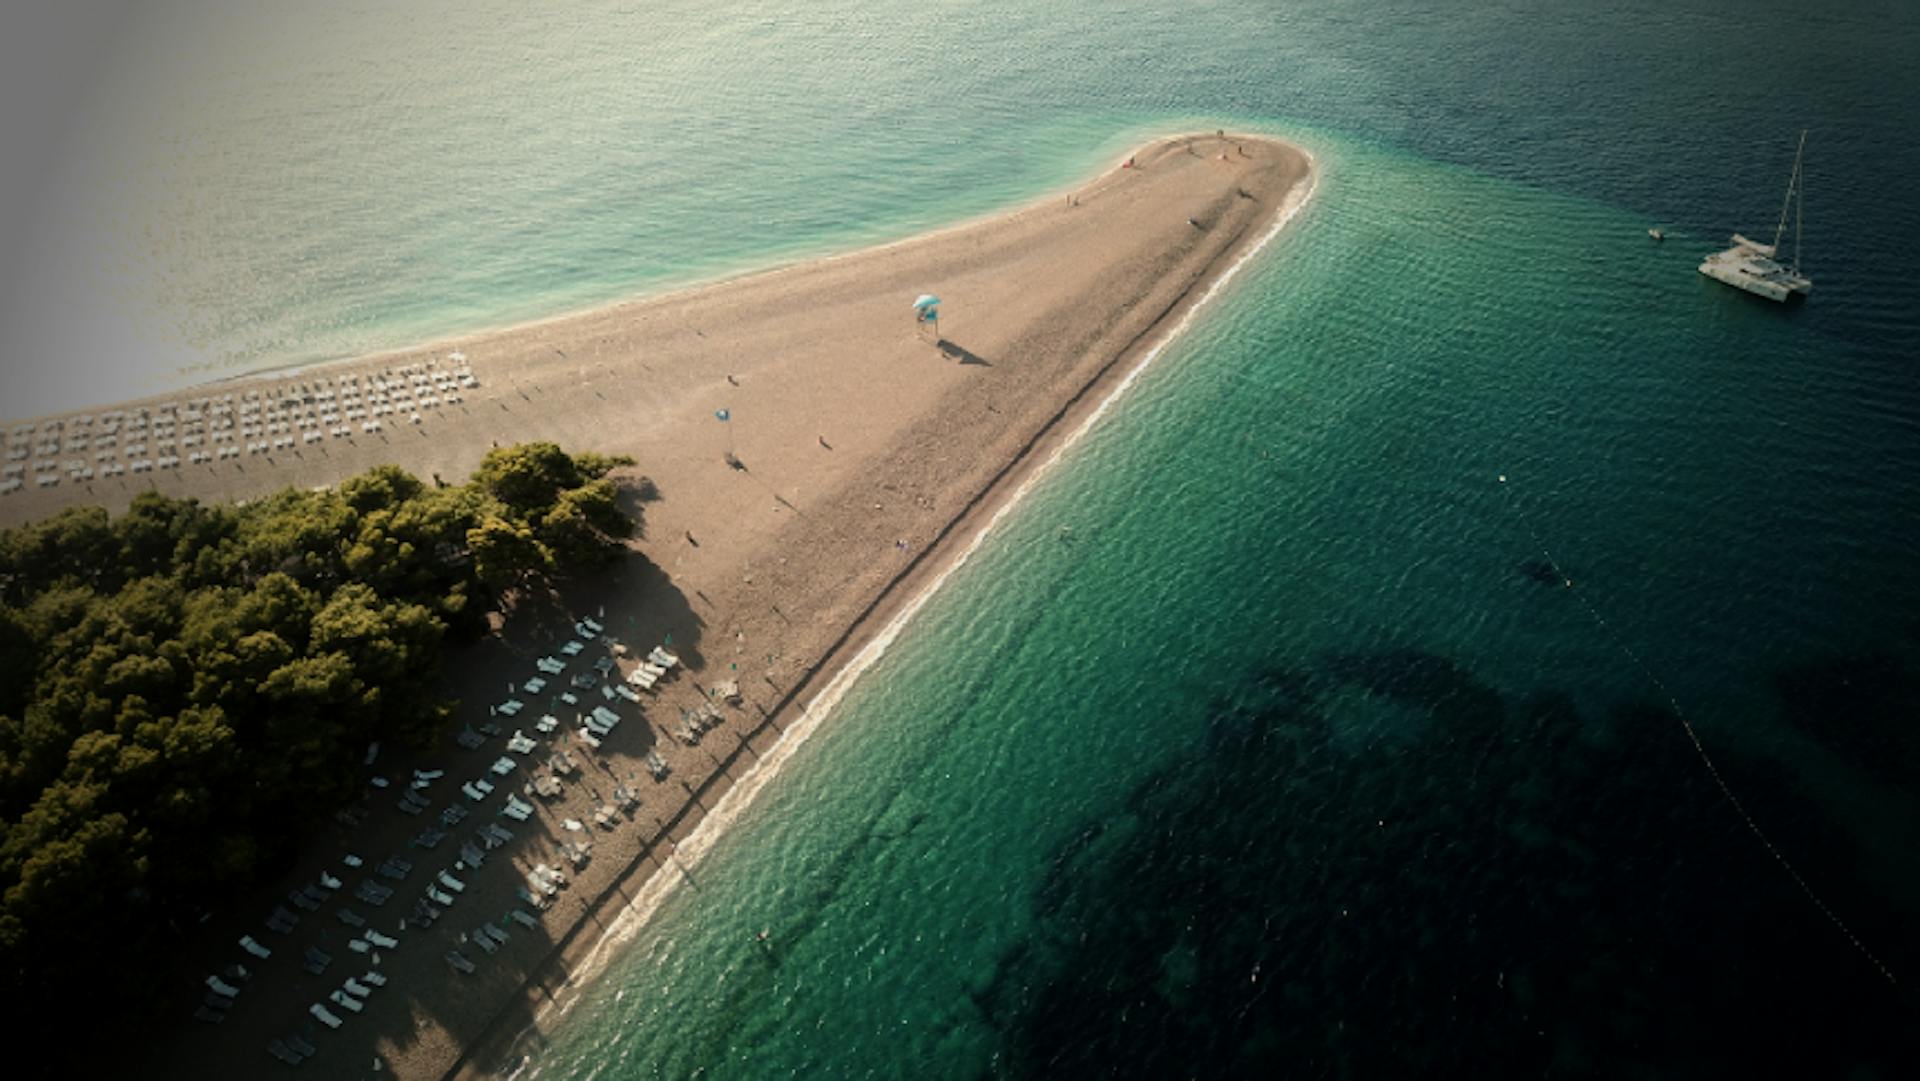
[1496,473,1900,992]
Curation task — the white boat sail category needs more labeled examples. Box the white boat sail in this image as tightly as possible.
[1699,131,1812,302]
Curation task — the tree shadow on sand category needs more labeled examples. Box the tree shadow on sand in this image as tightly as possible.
[614,475,663,533]
[497,550,708,679]
[137,549,707,1079]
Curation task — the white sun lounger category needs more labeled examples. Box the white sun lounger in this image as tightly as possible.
[207,975,241,998]
[497,699,524,716]
[490,756,517,776]
[560,640,584,656]
[310,1003,342,1028]
[365,929,398,949]
[437,870,465,893]
[522,677,546,694]
[343,978,372,998]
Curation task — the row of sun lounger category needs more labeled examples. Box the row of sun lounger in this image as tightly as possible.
[4,367,482,473]
[0,421,453,494]
[195,965,253,1023]
[311,960,387,1028]
[4,363,476,442]
[267,1036,313,1064]
[240,615,660,1050]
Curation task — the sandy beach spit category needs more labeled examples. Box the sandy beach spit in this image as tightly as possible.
[86,132,1312,1079]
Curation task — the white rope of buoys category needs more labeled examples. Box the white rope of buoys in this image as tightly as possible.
[1496,473,1899,991]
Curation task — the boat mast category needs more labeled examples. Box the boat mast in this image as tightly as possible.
[1793,132,1804,273]
[1771,129,1806,260]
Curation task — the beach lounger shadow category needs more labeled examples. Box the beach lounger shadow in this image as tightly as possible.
[935,340,992,366]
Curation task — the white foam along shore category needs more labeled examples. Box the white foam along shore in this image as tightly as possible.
[528,146,1320,1035]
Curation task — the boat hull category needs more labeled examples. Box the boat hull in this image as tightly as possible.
[1698,251,1811,303]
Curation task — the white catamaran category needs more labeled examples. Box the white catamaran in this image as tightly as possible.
[1699,130,1812,302]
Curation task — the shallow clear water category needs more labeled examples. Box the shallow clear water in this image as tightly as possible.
[21,1,1920,1075]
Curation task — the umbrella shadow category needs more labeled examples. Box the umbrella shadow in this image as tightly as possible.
[936,339,992,366]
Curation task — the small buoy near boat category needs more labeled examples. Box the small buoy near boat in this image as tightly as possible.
[1498,474,1507,483]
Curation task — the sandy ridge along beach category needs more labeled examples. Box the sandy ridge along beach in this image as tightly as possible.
[109,131,1311,1080]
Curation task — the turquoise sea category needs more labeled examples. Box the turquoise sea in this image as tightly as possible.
[27,0,1920,1075]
